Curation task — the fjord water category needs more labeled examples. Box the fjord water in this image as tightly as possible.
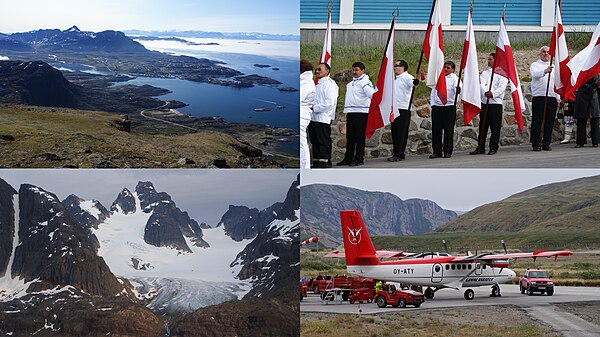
[126,39,300,131]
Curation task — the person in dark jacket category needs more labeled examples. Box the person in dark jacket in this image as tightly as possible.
[574,75,600,148]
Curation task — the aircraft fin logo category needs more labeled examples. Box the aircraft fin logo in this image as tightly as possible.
[347,226,362,245]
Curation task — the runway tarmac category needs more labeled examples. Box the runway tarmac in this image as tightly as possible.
[300,285,600,314]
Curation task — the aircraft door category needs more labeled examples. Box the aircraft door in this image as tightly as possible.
[475,263,483,276]
[431,263,443,283]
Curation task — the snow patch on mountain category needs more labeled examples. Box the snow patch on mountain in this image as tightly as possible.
[0,194,21,296]
[78,200,102,220]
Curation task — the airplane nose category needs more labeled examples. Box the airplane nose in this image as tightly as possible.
[508,269,516,279]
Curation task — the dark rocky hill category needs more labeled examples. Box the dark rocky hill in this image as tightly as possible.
[301,184,458,247]
[63,194,109,230]
[0,179,17,278]
[8,26,148,53]
[437,175,600,233]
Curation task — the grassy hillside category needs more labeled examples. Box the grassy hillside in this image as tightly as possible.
[437,175,600,233]
[0,105,296,168]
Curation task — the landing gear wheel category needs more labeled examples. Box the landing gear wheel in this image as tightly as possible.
[398,299,407,308]
[464,289,475,300]
[424,287,435,299]
[376,295,387,308]
[491,284,500,297]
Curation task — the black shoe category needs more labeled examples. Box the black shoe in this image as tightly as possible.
[574,144,584,148]
[594,144,599,148]
[542,145,552,151]
[443,153,452,158]
[429,154,442,159]
[488,149,497,155]
[532,147,542,152]
[336,159,352,166]
[398,154,405,161]
[387,155,398,162]
[349,160,363,167]
[469,148,485,155]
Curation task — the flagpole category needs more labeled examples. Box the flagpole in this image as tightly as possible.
[400,0,437,153]
[454,1,474,108]
[540,0,559,147]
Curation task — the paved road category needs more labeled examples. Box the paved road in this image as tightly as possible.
[301,285,600,336]
[341,143,600,168]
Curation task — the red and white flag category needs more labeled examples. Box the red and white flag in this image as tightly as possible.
[549,2,572,99]
[493,14,525,132]
[315,7,332,85]
[423,0,447,104]
[461,6,482,125]
[366,17,397,138]
[565,22,600,99]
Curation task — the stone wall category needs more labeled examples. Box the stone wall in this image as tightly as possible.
[330,83,566,161]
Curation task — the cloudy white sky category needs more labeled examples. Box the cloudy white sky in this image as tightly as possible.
[0,0,299,35]
[0,169,297,226]
[301,169,600,212]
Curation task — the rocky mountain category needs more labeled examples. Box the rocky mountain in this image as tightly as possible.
[301,184,458,247]
[437,175,600,233]
[232,175,299,299]
[7,26,149,53]
[0,179,17,278]
[218,177,299,242]
[63,194,109,230]
[0,179,131,298]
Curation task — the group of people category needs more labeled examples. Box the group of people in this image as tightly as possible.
[299,46,599,169]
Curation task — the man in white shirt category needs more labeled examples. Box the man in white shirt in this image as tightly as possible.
[430,61,461,159]
[530,46,560,151]
[470,53,509,155]
[337,62,375,166]
[308,63,339,168]
[300,60,315,169]
[389,60,418,162]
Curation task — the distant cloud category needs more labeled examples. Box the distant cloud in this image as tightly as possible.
[0,56,9,60]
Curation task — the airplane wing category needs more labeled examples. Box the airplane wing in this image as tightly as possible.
[459,250,573,263]
[323,250,408,259]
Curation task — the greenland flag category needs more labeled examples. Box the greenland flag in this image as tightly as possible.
[549,3,571,99]
[565,22,600,100]
[423,0,447,104]
[366,17,397,138]
[461,7,482,125]
[315,8,332,85]
[493,14,525,132]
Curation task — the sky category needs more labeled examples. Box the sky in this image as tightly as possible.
[0,0,299,35]
[0,169,297,226]
[301,169,600,212]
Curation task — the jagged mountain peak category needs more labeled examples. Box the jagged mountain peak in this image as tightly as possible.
[111,187,136,214]
[62,194,109,231]
[64,25,81,33]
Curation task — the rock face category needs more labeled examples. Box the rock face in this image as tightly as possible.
[0,178,17,277]
[63,194,109,230]
[218,176,300,242]
[301,183,458,247]
[232,176,300,299]
[12,184,130,297]
[133,181,209,251]
[110,188,136,214]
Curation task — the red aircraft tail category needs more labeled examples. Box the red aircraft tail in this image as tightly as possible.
[340,210,379,266]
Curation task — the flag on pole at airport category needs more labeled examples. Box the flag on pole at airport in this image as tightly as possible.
[549,1,572,99]
[565,21,600,99]
[461,5,482,125]
[422,0,447,104]
[493,13,525,132]
[366,16,397,138]
[316,7,332,84]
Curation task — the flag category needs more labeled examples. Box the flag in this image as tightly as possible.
[423,0,447,104]
[316,8,332,85]
[366,17,396,138]
[565,22,600,99]
[549,2,571,99]
[461,6,482,125]
[493,14,525,132]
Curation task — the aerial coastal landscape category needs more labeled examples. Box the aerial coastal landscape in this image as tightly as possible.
[0,1,299,168]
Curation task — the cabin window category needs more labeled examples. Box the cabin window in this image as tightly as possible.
[468,264,472,269]
[483,265,487,269]
[451,264,455,270]
[435,265,441,272]
[445,265,449,270]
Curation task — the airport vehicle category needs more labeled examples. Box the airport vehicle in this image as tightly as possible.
[307,275,332,294]
[318,275,375,303]
[520,269,554,296]
[375,284,424,308]
[338,210,573,300]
